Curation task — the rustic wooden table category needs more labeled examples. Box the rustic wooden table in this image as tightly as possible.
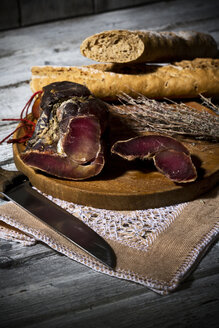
[0,1,218,327]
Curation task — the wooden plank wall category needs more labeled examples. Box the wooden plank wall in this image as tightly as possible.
[0,0,160,31]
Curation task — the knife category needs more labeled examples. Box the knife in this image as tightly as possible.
[0,167,116,269]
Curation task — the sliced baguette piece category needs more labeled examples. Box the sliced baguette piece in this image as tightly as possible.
[80,30,218,64]
[30,58,219,101]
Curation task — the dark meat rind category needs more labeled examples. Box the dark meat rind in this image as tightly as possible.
[154,149,197,183]
[40,81,91,111]
[111,134,197,183]
[21,82,108,180]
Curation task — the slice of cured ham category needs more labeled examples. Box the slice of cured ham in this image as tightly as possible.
[111,135,197,183]
[154,149,197,182]
[21,81,108,180]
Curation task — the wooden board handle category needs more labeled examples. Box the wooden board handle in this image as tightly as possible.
[0,167,26,194]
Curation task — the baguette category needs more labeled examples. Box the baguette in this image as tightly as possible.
[80,30,218,64]
[30,58,219,101]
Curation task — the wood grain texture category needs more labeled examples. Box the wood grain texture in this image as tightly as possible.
[0,1,219,327]
[0,238,218,328]
[19,0,93,26]
[0,0,218,88]
[0,0,158,30]
[0,0,19,30]
[94,0,157,13]
[13,102,219,210]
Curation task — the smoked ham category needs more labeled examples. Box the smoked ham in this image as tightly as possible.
[111,135,197,183]
[21,81,108,180]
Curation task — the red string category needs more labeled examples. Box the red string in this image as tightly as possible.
[0,91,42,145]
[20,91,42,120]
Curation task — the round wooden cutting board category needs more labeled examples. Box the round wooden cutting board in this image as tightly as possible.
[13,103,219,210]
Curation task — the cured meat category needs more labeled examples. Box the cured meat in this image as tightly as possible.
[111,135,190,160]
[154,149,197,183]
[111,135,197,183]
[21,81,108,180]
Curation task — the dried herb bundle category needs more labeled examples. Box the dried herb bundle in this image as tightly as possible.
[111,94,219,141]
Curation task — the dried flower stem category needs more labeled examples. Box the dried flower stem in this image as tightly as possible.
[110,94,219,141]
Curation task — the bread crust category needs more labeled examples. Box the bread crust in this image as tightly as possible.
[31,59,219,101]
[80,30,218,64]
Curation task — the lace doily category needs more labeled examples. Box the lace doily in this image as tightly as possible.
[41,190,187,251]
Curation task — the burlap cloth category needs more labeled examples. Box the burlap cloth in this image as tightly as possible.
[0,186,218,295]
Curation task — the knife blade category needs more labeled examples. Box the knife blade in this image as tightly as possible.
[0,168,116,269]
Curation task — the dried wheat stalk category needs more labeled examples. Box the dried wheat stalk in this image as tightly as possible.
[110,94,219,141]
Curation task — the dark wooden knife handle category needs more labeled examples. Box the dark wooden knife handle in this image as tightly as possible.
[0,167,26,194]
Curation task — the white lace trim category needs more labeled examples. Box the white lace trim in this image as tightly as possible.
[0,221,36,246]
[38,189,187,251]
